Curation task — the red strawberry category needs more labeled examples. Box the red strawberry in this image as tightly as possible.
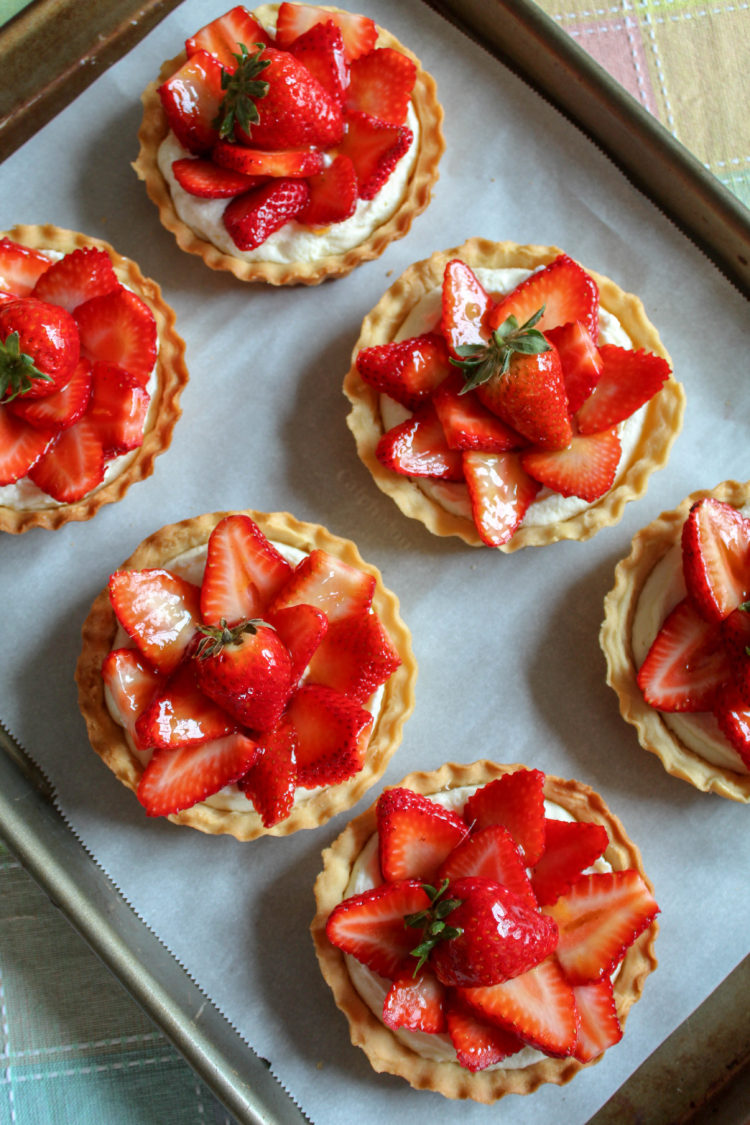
[200,514,289,628]
[135,661,238,750]
[0,238,51,296]
[355,332,451,412]
[27,416,105,503]
[31,248,119,313]
[432,371,523,452]
[681,498,750,624]
[463,769,546,865]
[299,154,358,226]
[575,345,671,434]
[545,870,659,984]
[87,362,150,454]
[544,320,603,414]
[137,731,259,817]
[376,787,467,883]
[530,819,610,907]
[108,568,201,674]
[213,141,323,180]
[101,647,162,751]
[337,111,413,200]
[223,179,311,251]
[713,685,750,767]
[441,259,492,359]
[325,879,430,980]
[438,824,536,909]
[268,548,375,623]
[487,254,599,341]
[75,287,157,384]
[462,450,541,548]
[306,610,401,703]
[159,50,225,154]
[571,979,623,1062]
[185,6,270,68]
[238,720,298,826]
[520,429,621,502]
[286,683,373,787]
[0,406,54,484]
[345,47,416,126]
[474,343,572,451]
[445,993,523,1071]
[193,618,293,732]
[0,297,80,401]
[266,603,328,686]
[286,19,349,106]
[720,606,750,702]
[275,3,377,61]
[383,969,446,1033]
[7,355,91,432]
[636,597,730,712]
[171,157,267,199]
[376,402,464,480]
[428,877,558,988]
[459,958,578,1057]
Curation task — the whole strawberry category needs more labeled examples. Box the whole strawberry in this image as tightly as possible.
[193,617,293,732]
[0,297,80,401]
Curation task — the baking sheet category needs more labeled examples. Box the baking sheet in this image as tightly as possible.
[1,1,749,1123]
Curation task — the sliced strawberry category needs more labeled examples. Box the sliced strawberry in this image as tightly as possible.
[356,332,451,412]
[462,450,541,548]
[287,683,373,787]
[531,819,610,907]
[268,548,375,623]
[463,770,546,865]
[345,47,416,126]
[0,405,54,483]
[275,3,377,61]
[213,139,325,179]
[572,978,622,1062]
[75,287,157,385]
[487,254,599,341]
[87,362,150,454]
[286,19,349,105]
[681,498,750,624]
[459,957,578,1056]
[31,248,119,314]
[135,661,237,750]
[101,647,162,751]
[376,401,464,480]
[0,238,51,296]
[433,371,524,453]
[720,607,750,702]
[383,969,446,1033]
[185,6,270,68]
[27,416,105,502]
[575,345,671,434]
[301,154,358,226]
[520,429,621,503]
[636,597,730,712]
[159,50,224,155]
[223,179,311,251]
[445,993,523,1071]
[376,787,467,883]
[306,610,401,703]
[325,879,430,980]
[200,513,291,627]
[8,355,92,432]
[441,259,492,359]
[137,730,259,817]
[238,720,298,827]
[172,158,267,199]
[265,603,328,686]
[713,685,750,767]
[438,824,536,908]
[108,568,201,674]
[544,320,603,414]
[337,111,412,200]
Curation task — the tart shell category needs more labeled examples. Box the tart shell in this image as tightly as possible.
[601,479,750,802]
[76,509,417,839]
[0,223,187,534]
[133,5,445,286]
[343,238,685,551]
[311,759,659,1102]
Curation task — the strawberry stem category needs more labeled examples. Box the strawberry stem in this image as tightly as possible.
[404,878,463,974]
[452,306,550,394]
[214,43,271,140]
[0,331,51,401]
[195,617,270,659]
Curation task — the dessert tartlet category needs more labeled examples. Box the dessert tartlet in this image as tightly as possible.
[312,760,659,1101]
[344,239,685,550]
[602,480,750,802]
[76,509,416,838]
[134,3,444,285]
[0,224,186,534]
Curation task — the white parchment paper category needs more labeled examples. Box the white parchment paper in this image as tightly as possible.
[1,1,748,1122]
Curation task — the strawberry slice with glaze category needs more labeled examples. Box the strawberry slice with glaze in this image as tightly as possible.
[544,320,603,414]
[681,498,750,624]
[636,597,730,712]
[31,248,119,313]
[345,47,416,125]
[300,154,357,226]
[463,769,546,865]
[213,140,325,179]
[713,685,750,767]
[441,259,492,359]
[87,362,150,454]
[356,332,452,412]
[101,648,162,751]
[325,879,430,980]
[185,6,270,68]
[287,683,373,787]
[268,548,375,623]
[7,355,92,432]
[172,158,267,199]
[306,610,401,704]
[433,371,524,453]
[223,180,311,251]
[376,787,467,883]
[520,429,621,503]
[0,406,55,484]
[266,603,328,686]
[275,3,377,61]
[438,824,536,908]
[0,238,51,296]
[200,513,292,628]
[445,993,523,1071]
[158,50,225,154]
[27,415,105,502]
[108,568,201,674]
[530,819,610,907]
[487,254,599,341]
[383,969,446,1033]
[720,606,750,702]
[575,345,670,435]
[286,19,349,105]
[462,450,541,548]
[571,979,623,1062]
[337,111,412,200]
[238,720,298,827]
[75,287,157,385]
[376,402,464,480]
[135,661,237,750]
[137,731,259,816]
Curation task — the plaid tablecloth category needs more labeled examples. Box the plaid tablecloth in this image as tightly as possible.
[1,1,747,1123]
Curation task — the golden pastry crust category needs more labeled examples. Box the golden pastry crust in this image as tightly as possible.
[0,223,187,534]
[601,480,750,802]
[76,509,417,838]
[344,238,685,551]
[311,759,659,1102]
[133,5,444,286]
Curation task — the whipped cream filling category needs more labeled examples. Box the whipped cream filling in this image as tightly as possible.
[381,265,645,530]
[343,784,611,1071]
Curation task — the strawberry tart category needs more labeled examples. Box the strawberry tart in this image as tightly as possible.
[312,760,659,1101]
[76,509,416,838]
[0,224,187,534]
[602,480,750,802]
[134,3,444,285]
[344,239,685,550]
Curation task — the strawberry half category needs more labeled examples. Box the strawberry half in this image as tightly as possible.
[376,402,464,480]
[27,416,105,503]
[440,259,492,359]
[325,879,430,980]
[172,158,267,199]
[681,498,750,624]
[345,47,416,126]
[135,661,238,750]
[31,247,120,313]
[223,179,311,251]
[306,610,402,704]
[266,603,328,686]
[337,111,413,200]
[462,450,541,548]
[356,332,452,412]
[87,362,150,454]
[213,140,324,180]
[383,969,446,1033]
[137,731,259,817]
[0,237,51,296]
[238,720,298,827]
[108,568,201,674]
[544,320,602,414]
[376,787,467,883]
[486,254,599,341]
[571,979,623,1062]
[0,406,54,484]
[575,345,671,435]
[275,3,377,61]
[185,6,270,68]
[445,993,523,1071]
[636,597,730,712]
[286,19,349,106]
[200,513,292,628]
[520,429,621,503]
[75,287,157,385]
[530,819,609,907]
[287,683,373,787]
[462,769,546,865]
[299,154,358,226]
[158,50,224,154]
[101,647,162,751]
[268,548,375,623]
[438,824,536,909]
